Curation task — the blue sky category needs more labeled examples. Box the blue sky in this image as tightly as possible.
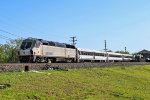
[0,0,150,53]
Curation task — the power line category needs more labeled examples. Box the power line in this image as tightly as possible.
[0,29,21,38]
[0,15,64,39]
[0,36,9,41]
[70,36,77,46]
[0,34,12,41]
[0,15,62,39]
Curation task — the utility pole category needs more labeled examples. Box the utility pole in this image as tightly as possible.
[104,40,107,51]
[70,36,77,46]
[125,47,127,53]
[104,40,108,62]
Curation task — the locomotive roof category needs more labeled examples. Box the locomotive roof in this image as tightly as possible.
[23,38,75,48]
[37,38,75,48]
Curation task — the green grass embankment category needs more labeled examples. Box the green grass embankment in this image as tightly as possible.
[0,65,150,100]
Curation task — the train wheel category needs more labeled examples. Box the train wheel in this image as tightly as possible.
[51,58,56,63]
[45,58,48,63]
[71,58,75,63]
[35,57,41,63]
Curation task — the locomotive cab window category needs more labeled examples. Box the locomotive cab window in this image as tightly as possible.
[20,41,33,50]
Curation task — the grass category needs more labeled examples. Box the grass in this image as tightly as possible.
[0,65,150,100]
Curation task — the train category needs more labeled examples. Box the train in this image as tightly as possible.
[18,38,133,63]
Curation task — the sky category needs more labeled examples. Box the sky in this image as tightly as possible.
[0,0,150,53]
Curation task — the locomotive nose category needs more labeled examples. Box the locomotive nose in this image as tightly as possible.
[19,49,33,55]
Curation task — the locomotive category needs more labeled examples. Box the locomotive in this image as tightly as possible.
[18,38,133,63]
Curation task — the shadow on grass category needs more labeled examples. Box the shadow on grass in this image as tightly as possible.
[109,91,144,100]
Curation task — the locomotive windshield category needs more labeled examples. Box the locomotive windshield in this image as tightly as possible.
[20,39,35,50]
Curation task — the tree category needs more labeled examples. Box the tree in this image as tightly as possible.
[107,50,112,52]
[115,50,129,54]
[0,38,23,63]
[0,44,6,63]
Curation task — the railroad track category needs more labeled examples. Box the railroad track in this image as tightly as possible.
[0,62,149,72]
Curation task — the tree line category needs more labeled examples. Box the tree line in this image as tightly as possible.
[0,38,23,63]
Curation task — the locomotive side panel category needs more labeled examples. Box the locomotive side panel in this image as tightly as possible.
[42,45,66,58]
[66,48,76,58]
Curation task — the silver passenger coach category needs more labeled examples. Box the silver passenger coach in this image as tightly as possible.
[19,38,133,63]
